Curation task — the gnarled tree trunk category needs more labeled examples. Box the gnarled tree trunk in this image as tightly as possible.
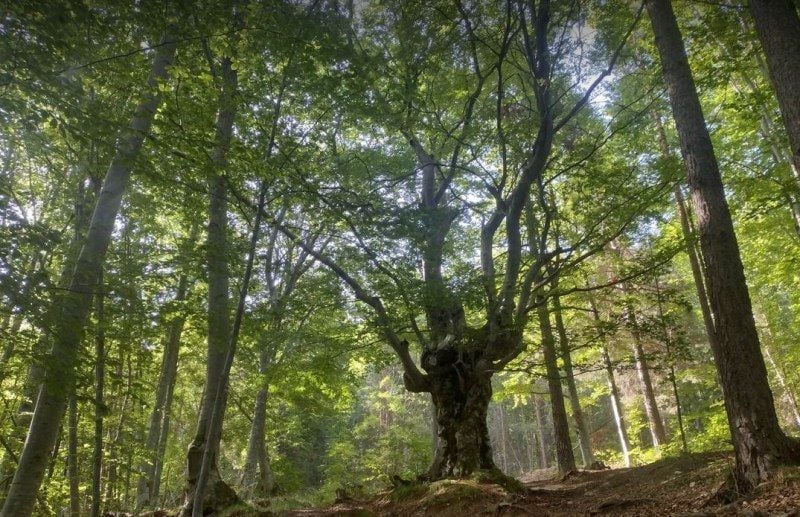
[423,343,494,479]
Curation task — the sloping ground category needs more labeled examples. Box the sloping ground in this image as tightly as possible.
[281,452,800,516]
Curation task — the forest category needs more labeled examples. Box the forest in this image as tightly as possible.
[1,0,800,515]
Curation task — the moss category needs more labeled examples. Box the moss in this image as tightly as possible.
[389,481,428,502]
[427,479,487,505]
[472,468,526,493]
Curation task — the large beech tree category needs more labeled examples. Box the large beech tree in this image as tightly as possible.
[266,0,650,477]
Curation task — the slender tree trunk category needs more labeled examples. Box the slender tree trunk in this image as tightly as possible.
[536,299,576,472]
[763,346,800,430]
[135,270,191,510]
[498,404,509,473]
[190,175,269,514]
[532,393,550,469]
[749,0,800,178]
[68,396,80,517]
[646,0,800,490]
[759,315,800,430]
[552,295,593,466]
[653,277,688,453]
[589,298,631,466]
[184,36,243,515]
[626,304,668,448]
[241,348,274,500]
[91,268,105,517]
[0,168,90,504]
[0,28,177,517]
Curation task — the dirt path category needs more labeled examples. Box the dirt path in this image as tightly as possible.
[281,452,800,516]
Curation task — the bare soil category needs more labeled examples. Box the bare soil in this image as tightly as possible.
[281,452,800,516]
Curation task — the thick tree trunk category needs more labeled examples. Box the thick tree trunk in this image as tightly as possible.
[653,113,718,348]
[422,341,495,479]
[749,0,800,178]
[646,0,800,490]
[552,296,593,466]
[135,272,190,510]
[0,28,177,517]
[536,300,576,473]
[626,305,668,448]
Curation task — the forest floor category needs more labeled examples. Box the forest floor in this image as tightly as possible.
[280,451,800,516]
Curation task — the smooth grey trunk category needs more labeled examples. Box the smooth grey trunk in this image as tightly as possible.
[190,180,267,516]
[536,299,576,472]
[135,270,191,510]
[626,304,668,448]
[184,37,240,517]
[532,393,549,469]
[152,351,178,504]
[91,268,105,517]
[0,28,177,517]
[68,396,80,517]
[241,346,275,500]
[552,295,593,466]
[646,0,800,490]
[589,298,630,467]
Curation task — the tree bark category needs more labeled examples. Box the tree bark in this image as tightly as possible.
[552,295,593,466]
[0,27,177,517]
[240,346,275,500]
[646,0,800,490]
[749,0,800,178]
[423,342,495,479]
[536,299,576,473]
[654,276,688,453]
[184,62,238,513]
